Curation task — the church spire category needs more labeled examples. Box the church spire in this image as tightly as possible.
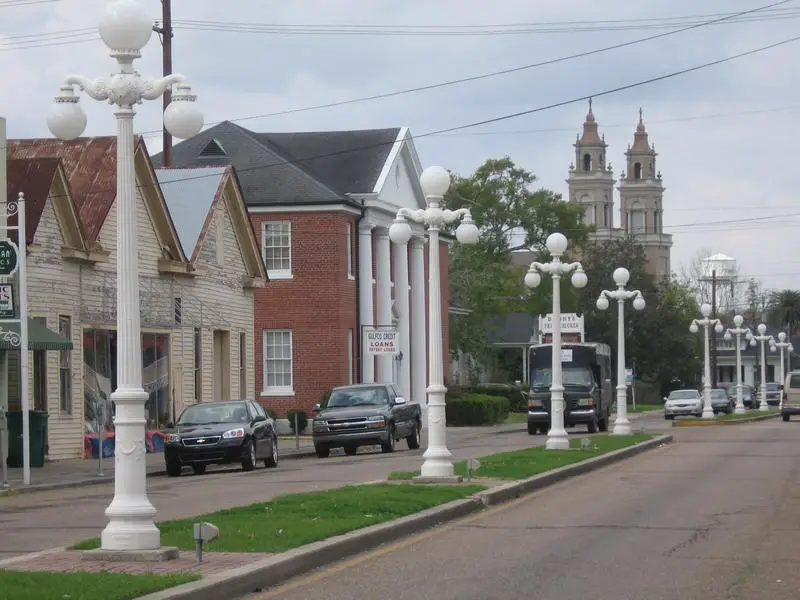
[579,98,601,144]
[631,107,650,151]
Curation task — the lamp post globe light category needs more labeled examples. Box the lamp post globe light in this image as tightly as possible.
[524,233,588,450]
[751,324,774,412]
[388,165,479,480]
[595,267,645,436]
[47,0,204,553]
[772,332,793,409]
[723,315,753,415]
[690,303,724,419]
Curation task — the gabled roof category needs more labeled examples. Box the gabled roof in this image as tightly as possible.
[155,166,227,258]
[6,157,86,249]
[152,121,400,206]
[8,137,118,244]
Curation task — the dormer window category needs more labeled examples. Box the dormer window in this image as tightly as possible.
[200,139,227,158]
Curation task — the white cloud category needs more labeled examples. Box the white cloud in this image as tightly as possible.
[2,0,798,291]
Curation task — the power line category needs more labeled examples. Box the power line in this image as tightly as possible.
[134,0,794,137]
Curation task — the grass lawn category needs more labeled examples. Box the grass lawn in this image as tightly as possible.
[0,571,199,600]
[72,484,484,554]
[389,434,652,481]
[680,408,779,422]
[504,412,528,424]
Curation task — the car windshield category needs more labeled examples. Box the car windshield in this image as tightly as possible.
[327,387,389,408]
[669,390,699,400]
[532,367,594,389]
[766,383,780,391]
[710,390,728,399]
[177,402,250,425]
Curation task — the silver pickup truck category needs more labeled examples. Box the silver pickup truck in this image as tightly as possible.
[311,383,422,458]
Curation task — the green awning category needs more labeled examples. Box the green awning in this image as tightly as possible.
[0,319,73,351]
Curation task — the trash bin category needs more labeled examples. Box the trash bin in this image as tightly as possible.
[5,411,21,467]
[11,411,48,468]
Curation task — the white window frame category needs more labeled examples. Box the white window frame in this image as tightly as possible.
[346,222,354,280]
[261,221,293,280]
[262,329,294,396]
[58,315,72,414]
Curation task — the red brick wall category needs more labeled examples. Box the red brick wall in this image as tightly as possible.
[251,211,358,416]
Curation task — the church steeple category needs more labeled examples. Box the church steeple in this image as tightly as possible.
[567,99,615,230]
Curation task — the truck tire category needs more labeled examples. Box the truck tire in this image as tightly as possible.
[381,424,396,453]
[527,422,537,435]
[315,445,330,458]
[406,422,421,449]
[598,417,608,432]
[587,419,598,434]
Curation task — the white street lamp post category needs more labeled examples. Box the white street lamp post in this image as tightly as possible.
[524,233,588,450]
[751,324,774,412]
[46,0,203,553]
[388,166,479,479]
[773,332,792,410]
[723,315,752,415]
[595,267,645,436]
[690,303,724,419]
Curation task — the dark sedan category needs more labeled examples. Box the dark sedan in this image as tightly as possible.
[164,400,278,476]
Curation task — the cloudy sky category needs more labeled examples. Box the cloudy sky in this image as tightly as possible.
[2,0,798,293]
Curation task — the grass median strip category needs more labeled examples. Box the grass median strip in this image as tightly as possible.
[676,409,779,424]
[0,571,199,600]
[389,434,653,481]
[71,483,485,554]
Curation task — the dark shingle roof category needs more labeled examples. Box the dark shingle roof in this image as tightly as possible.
[153,121,401,207]
[487,313,537,345]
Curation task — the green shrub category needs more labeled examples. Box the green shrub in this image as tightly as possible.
[287,409,308,434]
[448,383,526,413]
[446,394,510,426]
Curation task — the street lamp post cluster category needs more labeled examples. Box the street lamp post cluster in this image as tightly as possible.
[523,233,588,450]
[595,268,646,436]
[751,324,775,411]
[723,316,752,415]
[46,0,203,553]
[772,332,793,409]
[690,304,724,419]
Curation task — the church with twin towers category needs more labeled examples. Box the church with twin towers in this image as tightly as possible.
[567,100,673,280]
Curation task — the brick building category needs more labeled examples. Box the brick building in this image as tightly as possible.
[156,121,450,419]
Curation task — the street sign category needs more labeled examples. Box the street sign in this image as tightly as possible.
[0,240,18,277]
[0,283,13,318]
[363,327,399,355]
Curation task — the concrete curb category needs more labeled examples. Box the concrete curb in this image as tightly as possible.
[0,449,317,496]
[136,434,673,600]
[671,413,780,427]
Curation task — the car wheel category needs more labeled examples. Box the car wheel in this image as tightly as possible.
[587,419,598,434]
[344,445,358,456]
[598,417,608,432]
[192,464,207,475]
[315,444,330,458]
[783,414,790,422]
[381,424,396,453]
[264,436,279,468]
[241,440,256,472]
[664,414,674,420]
[166,460,182,477]
[406,422,421,449]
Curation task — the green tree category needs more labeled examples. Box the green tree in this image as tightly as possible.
[768,289,800,335]
[576,239,701,392]
[447,157,587,359]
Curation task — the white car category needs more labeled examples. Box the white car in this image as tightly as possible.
[664,389,702,419]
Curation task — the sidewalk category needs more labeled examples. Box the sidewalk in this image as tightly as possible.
[2,436,315,493]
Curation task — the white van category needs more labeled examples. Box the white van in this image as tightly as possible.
[781,370,800,421]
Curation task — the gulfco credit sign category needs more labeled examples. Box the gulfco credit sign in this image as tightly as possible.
[363,327,399,355]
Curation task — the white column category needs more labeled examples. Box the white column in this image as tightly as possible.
[375,228,393,383]
[410,237,427,424]
[393,240,411,400]
[612,296,632,435]
[101,109,159,551]
[358,222,375,383]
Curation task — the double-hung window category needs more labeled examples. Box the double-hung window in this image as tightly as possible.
[262,221,292,279]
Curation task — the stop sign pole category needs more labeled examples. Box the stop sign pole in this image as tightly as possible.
[0,192,29,487]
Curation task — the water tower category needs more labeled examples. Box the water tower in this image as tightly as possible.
[700,253,739,387]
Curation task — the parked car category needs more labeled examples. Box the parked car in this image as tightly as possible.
[663,389,702,419]
[163,400,278,477]
[761,382,781,406]
[741,384,756,409]
[311,383,422,458]
[782,371,800,421]
[710,388,733,414]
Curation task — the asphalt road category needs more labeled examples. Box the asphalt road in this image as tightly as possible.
[246,418,798,600]
[0,412,667,559]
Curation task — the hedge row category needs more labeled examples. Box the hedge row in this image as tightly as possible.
[445,394,510,426]
[448,383,527,412]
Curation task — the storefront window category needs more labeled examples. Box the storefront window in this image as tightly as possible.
[83,329,170,432]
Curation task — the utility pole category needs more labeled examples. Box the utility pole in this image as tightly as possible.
[710,269,718,388]
[153,0,173,167]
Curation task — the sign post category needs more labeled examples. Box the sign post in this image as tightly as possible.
[0,193,29,486]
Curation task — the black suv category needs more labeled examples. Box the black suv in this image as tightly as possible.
[164,400,278,476]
